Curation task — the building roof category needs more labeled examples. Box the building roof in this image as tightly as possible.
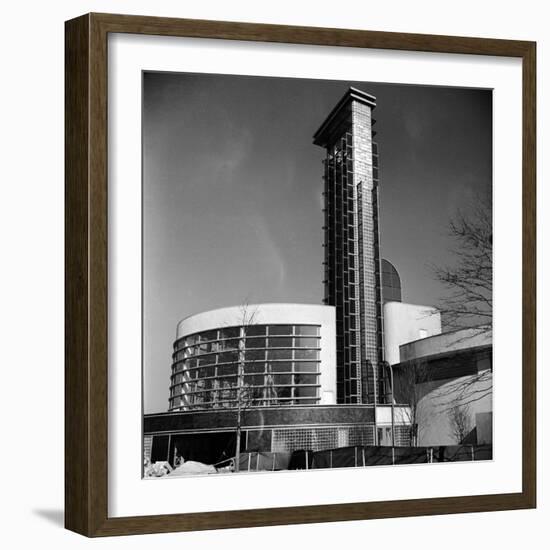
[399,325,492,363]
[313,87,376,147]
[175,302,336,339]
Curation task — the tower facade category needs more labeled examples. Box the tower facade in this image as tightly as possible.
[313,88,384,404]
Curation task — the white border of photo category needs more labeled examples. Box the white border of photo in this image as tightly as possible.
[108,33,522,518]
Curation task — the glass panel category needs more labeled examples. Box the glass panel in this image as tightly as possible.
[269,325,293,335]
[198,355,216,366]
[184,335,197,347]
[295,325,319,336]
[244,374,264,386]
[218,364,238,376]
[200,330,217,342]
[218,377,237,389]
[273,386,291,399]
[218,338,240,351]
[245,325,266,336]
[220,327,240,339]
[198,366,215,378]
[269,337,292,348]
[267,349,292,360]
[298,399,318,405]
[199,343,212,353]
[294,374,318,385]
[268,361,292,373]
[294,349,319,360]
[244,362,265,374]
[294,386,318,398]
[197,341,214,354]
[294,361,319,372]
[294,337,319,348]
[274,374,292,385]
[245,349,265,361]
[244,337,267,348]
[217,351,238,364]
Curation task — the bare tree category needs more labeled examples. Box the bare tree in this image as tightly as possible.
[448,403,472,444]
[392,359,431,446]
[430,361,493,410]
[428,194,493,407]
[432,195,492,332]
[233,302,259,472]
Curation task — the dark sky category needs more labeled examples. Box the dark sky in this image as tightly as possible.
[143,72,492,413]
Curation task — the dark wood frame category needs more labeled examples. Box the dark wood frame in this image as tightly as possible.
[65,12,536,537]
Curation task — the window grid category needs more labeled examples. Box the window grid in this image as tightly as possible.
[271,425,376,452]
[169,324,322,411]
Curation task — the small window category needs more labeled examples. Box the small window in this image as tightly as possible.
[245,325,266,337]
[244,374,264,386]
[294,386,317,398]
[220,327,240,339]
[274,374,292,385]
[294,374,317,385]
[294,349,319,360]
[245,349,265,361]
[294,337,319,348]
[217,351,239,364]
[218,338,240,351]
[269,337,293,348]
[295,325,319,336]
[244,362,265,374]
[219,364,238,376]
[267,349,292,360]
[268,361,292,373]
[294,361,318,373]
[199,330,217,342]
[269,325,293,336]
[245,337,266,349]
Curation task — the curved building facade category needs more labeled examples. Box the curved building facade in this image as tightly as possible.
[394,327,492,447]
[143,303,411,464]
[169,304,337,411]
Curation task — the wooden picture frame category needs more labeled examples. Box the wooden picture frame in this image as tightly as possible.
[65,12,536,537]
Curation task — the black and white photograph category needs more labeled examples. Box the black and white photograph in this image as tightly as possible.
[142,72,493,477]
[2,0,543,545]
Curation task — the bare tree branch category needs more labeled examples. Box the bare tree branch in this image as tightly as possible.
[430,194,493,333]
[393,359,432,446]
[448,404,472,444]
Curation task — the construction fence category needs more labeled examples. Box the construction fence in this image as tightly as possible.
[237,444,493,472]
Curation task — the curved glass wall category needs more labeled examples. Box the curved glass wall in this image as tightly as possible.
[169,324,321,410]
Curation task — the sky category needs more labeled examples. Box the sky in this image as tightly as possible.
[142,72,492,414]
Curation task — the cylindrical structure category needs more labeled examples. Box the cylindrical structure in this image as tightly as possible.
[169,303,337,411]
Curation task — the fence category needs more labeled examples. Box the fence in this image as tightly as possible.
[236,444,492,471]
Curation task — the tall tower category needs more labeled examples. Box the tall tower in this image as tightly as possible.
[313,87,384,404]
